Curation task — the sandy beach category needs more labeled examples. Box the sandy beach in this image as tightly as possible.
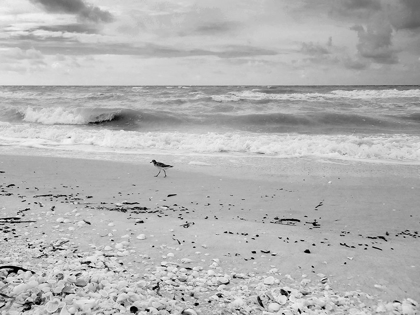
[1,152,419,314]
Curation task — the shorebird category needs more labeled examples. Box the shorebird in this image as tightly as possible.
[150,160,173,177]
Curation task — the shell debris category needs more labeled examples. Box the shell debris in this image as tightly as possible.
[0,236,418,315]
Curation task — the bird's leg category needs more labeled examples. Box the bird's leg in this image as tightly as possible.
[155,170,161,177]
[163,169,167,177]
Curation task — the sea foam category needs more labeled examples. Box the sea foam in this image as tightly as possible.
[1,123,419,163]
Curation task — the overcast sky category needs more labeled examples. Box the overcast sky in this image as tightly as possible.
[1,0,420,85]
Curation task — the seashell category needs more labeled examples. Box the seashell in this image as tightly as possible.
[277,294,288,305]
[27,280,39,288]
[401,300,416,315]
[231,298,245,308]
[59,305,71,315]
[38,283,51,293]
[146,307,158,313]
[23,270,33,280]
[137,234,146,240]
[406,298,418,306]
[66,275,77,283]
[154,301,167,310]
[263,276,276,285]
[116,293,129,303]
[12,283,29,295]
[115,243,124,250]
[268,302,281,312]
[75,278,88,287]
[62,285,74,294]
[53,280,66,294]
[181,309,198,315]
[73,298,97,310]
[127,292,140,302]
[376,303,387,313]
[46,298,61,313]
[217,276,230,285]
[117,280,128,288]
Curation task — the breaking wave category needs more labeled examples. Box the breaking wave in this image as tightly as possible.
[0,107,185,130]
[0,124,419,163]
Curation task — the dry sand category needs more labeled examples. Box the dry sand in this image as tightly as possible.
[0,153,419,314]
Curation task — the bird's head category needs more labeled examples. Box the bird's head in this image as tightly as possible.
[150,160,156,164]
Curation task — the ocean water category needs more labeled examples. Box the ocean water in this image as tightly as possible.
[0,85,419,164]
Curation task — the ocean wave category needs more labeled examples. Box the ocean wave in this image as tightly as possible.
[1,124,419,163]
[211,89,420,102]
[21,107,119,125]
[2,106,188,131]
[329,89,420,99]
[3,105,417,134]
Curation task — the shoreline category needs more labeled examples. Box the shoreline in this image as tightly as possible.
[0,152,419,313]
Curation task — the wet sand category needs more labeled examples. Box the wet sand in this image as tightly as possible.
[0,153,419,314]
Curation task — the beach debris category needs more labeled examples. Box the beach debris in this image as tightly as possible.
[271,218,301,225]
[181,309,198,315]
[0,238,418,315]
[0,265,35,275]
[0,217,36,224]
[314,200,324,210]
[137,234,146,240]
[180,221,194,228]
[367,235,388,241]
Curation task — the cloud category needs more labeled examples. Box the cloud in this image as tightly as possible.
[299,37,342,66]
[29,0,113,23]
[343,56,369,69]
[2,31,278,60]
[330,0,382,18]
[301,41,330,56]
[33,24,101,34]
[389,0,420,31]
[351,18,398,64]
[180,6,239,36]
[0,47,46,73]
[1,47,44,61]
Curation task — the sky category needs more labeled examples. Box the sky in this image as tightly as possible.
[0,0,420,85]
